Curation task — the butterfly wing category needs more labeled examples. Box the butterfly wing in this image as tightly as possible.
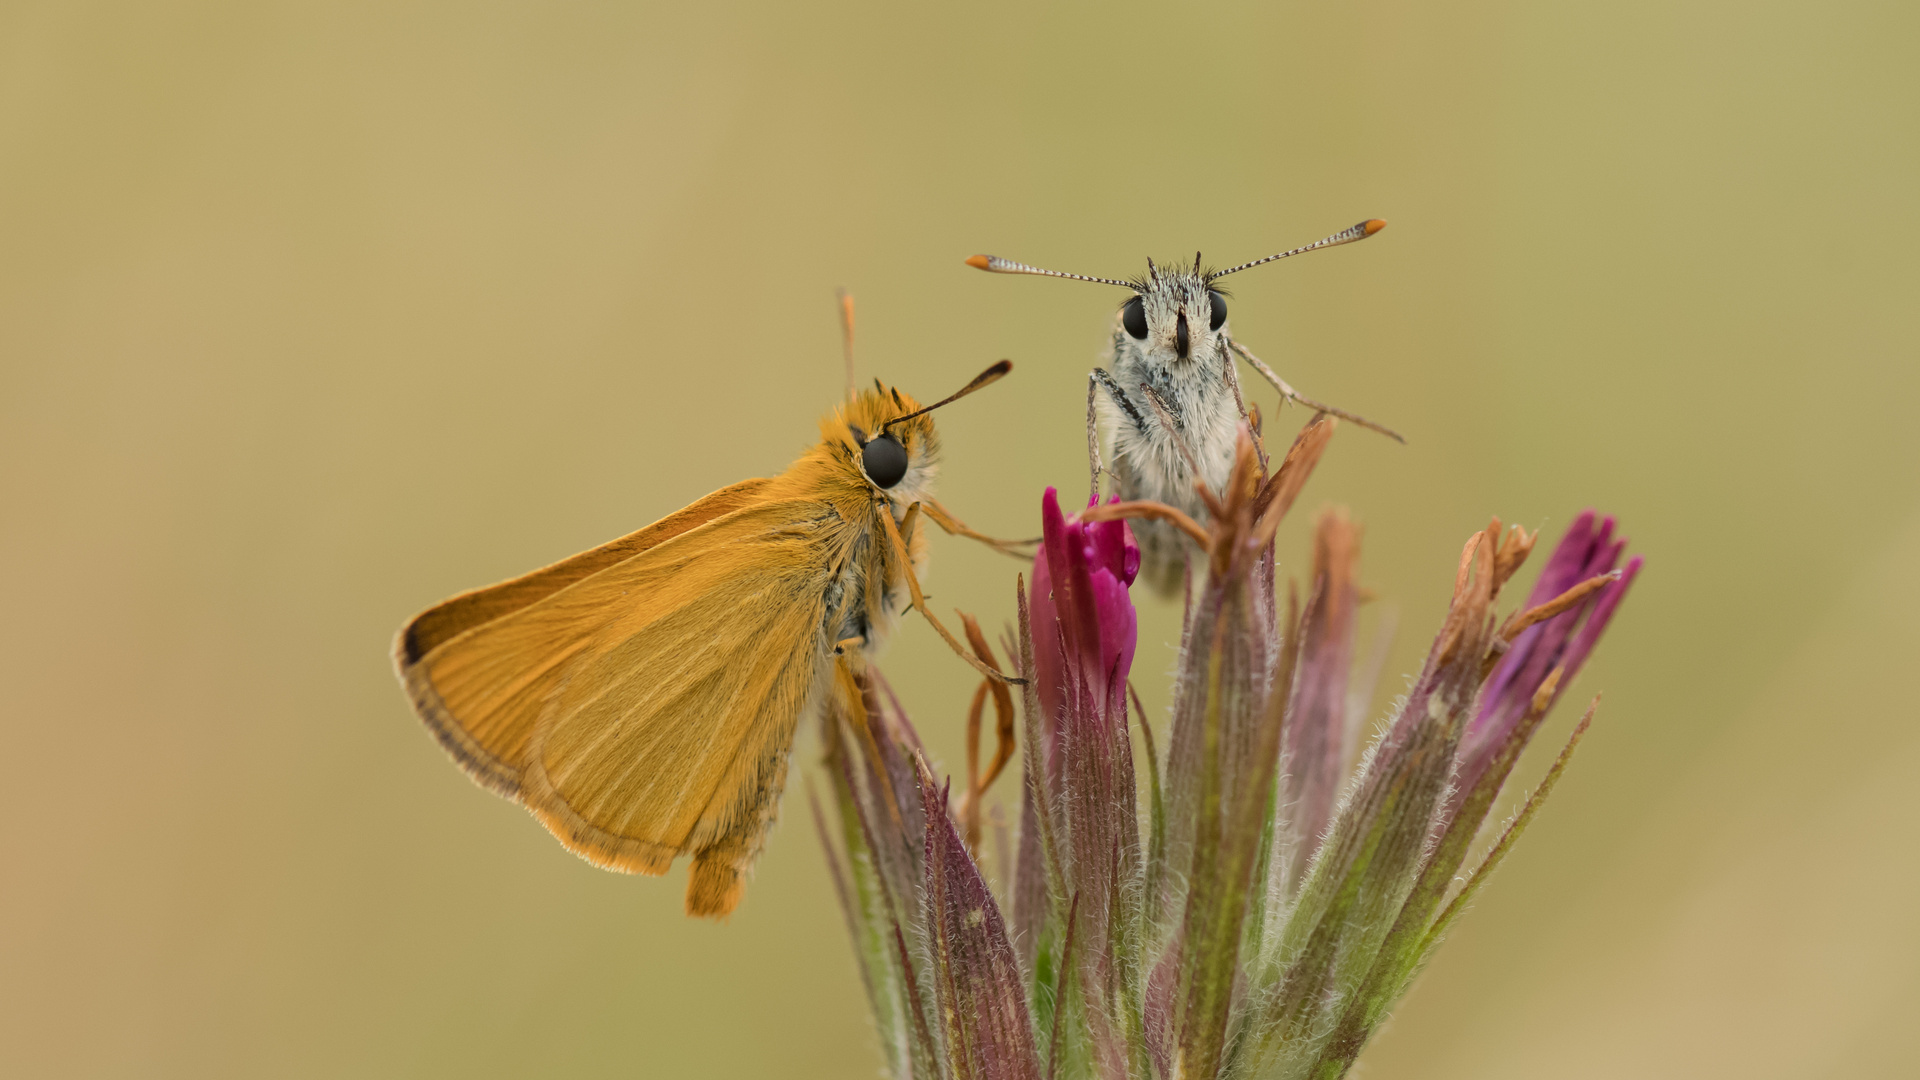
[395,478,773,795]
[396,488,865,916]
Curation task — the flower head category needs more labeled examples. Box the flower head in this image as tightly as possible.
[814,416,1639,1080]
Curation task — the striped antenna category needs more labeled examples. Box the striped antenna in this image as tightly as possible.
[964,255,1137,290]
[1208,219,1387,280]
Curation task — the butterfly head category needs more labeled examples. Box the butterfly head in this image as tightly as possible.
[831,382,941,505]
[1113,255,1231,372]
[824,360,1011,507]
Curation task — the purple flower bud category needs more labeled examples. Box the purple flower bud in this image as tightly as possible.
[1031,488,1140,744]
[1457,511,1643,806]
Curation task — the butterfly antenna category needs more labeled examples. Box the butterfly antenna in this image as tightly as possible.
[836,288,857,400]
[1209,219,1387,280]
[964,255,1137,290]
[883,360,1014,435]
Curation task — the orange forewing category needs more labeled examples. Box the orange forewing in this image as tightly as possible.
[395,477,773,795]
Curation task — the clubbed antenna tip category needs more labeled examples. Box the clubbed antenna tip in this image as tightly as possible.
[1210,218,1391,280]
[961,254,1137,289]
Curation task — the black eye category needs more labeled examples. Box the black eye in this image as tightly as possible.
[1121,295,1147,340]
[861,434,909,488]
[1209,290,1227,331]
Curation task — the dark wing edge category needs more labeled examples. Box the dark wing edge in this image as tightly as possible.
[395,650,525,799]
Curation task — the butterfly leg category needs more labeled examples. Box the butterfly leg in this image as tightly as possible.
[1227,337,1406,443]
[921,497,1038,560]
[1082,372,1132,501]
[1092,366,1148,433]
[881,503,1025,686]
[1220,350,1270,473]
[1085,373,1104,500]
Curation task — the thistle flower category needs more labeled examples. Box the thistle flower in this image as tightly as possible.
[813,415,1639,1080]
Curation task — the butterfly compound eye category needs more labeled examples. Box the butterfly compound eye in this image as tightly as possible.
[1121,296,1148,340]
[862,434,909,489]
[1209,290,1227,331]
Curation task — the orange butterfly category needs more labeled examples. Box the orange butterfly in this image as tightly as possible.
[394,309,1021,918]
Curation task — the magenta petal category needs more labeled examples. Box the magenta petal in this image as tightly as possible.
[1557,554,1643,679]
[1089,567,1138,698]
[1523,510,1604,606]
[1031,488,1141,766]
[1085,492,1141,588]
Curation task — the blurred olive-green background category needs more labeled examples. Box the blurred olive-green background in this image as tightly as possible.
[4,1,1916,1077]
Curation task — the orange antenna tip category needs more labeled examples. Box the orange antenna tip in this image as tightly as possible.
[959,254,1137,288]
[1210,218,1390,279]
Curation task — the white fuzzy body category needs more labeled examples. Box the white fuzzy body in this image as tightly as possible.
[1092,266,1242,594]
